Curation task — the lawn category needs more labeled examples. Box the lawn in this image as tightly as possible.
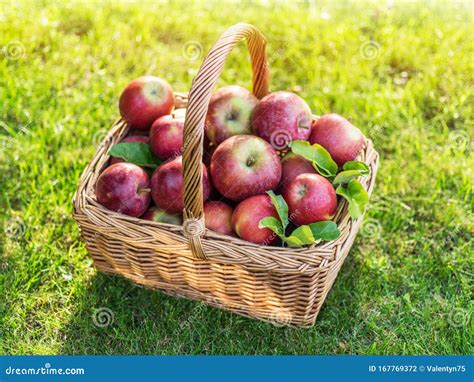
[1,0,472,355]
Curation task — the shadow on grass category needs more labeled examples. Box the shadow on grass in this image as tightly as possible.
[59,255,364,355]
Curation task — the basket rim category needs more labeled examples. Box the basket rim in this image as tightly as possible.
[73,94,380,275]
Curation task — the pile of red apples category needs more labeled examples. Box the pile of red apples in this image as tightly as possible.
[96,76,365,246]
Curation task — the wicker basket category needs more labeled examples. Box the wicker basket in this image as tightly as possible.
[73,23,379,327]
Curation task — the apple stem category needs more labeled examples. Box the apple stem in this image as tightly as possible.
[141,188,152,193]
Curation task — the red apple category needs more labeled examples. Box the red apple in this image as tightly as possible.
[231,194,279,245]
[142,206,183,225]
[310,114,364,166]
[205,86,258,145]
[119,76,174,130]
[110,135,150,165]
[149,115,184,160]
[96,163,151,217]
[279,152,316,192]
[150,156,211,213]
[282,173,337,226]
[251,91,312,149]
[210,135,281,201]
[204,201,235,236]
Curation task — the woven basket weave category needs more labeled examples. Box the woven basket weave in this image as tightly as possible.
[73,23,379,327]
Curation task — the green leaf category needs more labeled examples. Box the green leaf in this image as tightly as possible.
[288,140,338,177]
[333,161,369,185]
[342,161,369,173]
[308,221,341,241]
[258,216,284,237]
[262,193,342,247]
[266,190,289,230]
[336,179,369,219]
[333,170,363,185]
[285,225,315,247]
[109,142,161,168]
[284,235,305,247]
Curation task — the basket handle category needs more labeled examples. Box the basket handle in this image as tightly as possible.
[182,23,270,260]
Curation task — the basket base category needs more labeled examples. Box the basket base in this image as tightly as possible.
[91,257,347,328]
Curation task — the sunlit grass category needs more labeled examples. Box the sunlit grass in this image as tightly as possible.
[0,0,472,355]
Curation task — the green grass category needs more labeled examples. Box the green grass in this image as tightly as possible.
[1,0,473,355]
